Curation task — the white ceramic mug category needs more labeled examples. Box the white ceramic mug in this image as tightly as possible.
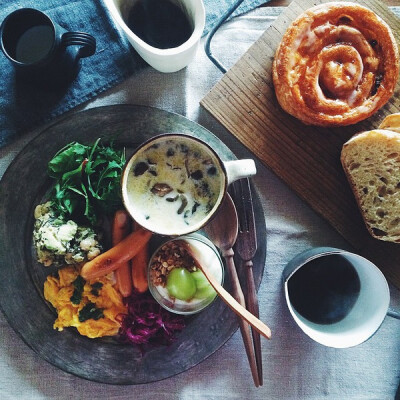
[283,247,390,348]
[121,133,256,236]
[104,0,205,72]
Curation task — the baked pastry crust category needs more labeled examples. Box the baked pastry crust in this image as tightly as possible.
[272,2,399,126]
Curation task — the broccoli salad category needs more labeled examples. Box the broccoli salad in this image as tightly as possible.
[33,202,102,267]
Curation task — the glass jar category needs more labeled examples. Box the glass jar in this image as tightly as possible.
[147,233,224,315]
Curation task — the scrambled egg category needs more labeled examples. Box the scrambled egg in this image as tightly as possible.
[44,266,127,338]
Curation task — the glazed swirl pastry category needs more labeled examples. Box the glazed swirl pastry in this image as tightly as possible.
[272,2,399,126]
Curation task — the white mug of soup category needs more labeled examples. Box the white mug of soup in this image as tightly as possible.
[121,133,256,236]
[104,0,205,72]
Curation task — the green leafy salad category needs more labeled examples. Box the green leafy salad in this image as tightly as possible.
[33,139,126,267]
[48,138,126,225]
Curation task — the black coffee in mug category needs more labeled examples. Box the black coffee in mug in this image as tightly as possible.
[283,248,390,348]
[287,254,361,324]
[126,0,193,49]
[0,8,96,86]
[15,25,54,64]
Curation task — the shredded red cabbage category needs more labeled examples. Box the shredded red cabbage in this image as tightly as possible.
[117,291,185,351]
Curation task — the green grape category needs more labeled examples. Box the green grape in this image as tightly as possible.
[191,270,210,290]
[194,284,216,300]
[166,268,196,300]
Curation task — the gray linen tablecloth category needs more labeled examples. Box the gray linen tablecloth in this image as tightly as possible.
[1,7,400,400]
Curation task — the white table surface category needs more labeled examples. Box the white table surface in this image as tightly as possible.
[1,8,400,400]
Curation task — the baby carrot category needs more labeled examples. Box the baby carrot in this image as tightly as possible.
[112,210,132,297]
[131,221,149,293]
[81,227,152,280]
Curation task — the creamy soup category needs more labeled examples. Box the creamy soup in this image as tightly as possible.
[125,137,224,235]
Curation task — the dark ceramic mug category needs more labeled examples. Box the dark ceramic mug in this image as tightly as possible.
[0,8,96,86]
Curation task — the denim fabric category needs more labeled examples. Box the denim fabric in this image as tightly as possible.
[0,0,267,148]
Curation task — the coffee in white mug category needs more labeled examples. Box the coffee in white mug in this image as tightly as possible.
[283,248,390,348]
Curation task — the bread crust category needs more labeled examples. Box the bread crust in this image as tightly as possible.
[379,113,400,133]
[273,2,399,127]
[341,129,400,242]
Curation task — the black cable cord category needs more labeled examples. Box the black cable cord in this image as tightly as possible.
[204,0,246,74]
[205,1,400,325]
[387,308,400,320]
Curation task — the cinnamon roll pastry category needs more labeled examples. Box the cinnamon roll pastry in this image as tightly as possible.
[272,2,399,126]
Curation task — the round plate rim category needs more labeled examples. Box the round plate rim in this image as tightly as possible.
[0,104,266,384]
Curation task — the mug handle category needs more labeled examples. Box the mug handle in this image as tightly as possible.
[224,160,256,185]
[61,32,96,58]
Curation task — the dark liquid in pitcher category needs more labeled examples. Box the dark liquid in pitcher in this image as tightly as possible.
[15,25,54,64]
[127,0,193,49]
[287,255,361,324]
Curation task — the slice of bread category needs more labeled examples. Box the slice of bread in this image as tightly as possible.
[379,112,400,133]
[341,129,400,243]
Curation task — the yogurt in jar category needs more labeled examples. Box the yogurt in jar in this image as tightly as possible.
[148,235,224,315]
[124,136,225,235]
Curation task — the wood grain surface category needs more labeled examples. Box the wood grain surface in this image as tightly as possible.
[201,0,400,287]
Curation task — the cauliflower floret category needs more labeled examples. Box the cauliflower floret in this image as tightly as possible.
[87,248,101,260]
[34,201,52,219]
[33,203,103,267]
[80,237,97,251]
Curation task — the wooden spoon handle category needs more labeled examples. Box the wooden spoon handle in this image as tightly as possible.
[198,260,272,340]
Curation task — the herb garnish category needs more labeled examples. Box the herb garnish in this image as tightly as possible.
[90,282,103,297]
[70,275,86,305]
[47,139,125,225]
[78,302,104,322]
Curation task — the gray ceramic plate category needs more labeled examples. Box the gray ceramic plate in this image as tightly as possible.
[0,105,266,384]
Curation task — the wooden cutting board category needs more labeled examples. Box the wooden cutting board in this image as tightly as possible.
[201,0,400,287]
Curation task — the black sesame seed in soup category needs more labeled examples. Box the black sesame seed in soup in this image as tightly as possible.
[190,170,203,180]
[201,181,210,192]
[177,194,188,214]
[180,143,189,154]
[134,161,149,176]
[207,166,217,176]
[192,202,199,214]
[166,195,179,202]
[166,148,175,157]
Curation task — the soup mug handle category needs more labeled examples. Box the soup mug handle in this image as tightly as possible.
[224,160,256,185]
[61,31,96,58]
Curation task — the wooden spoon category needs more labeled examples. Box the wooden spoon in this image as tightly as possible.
[193,194,270,386]
[186,237,272,340]
[201,194,271,339]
